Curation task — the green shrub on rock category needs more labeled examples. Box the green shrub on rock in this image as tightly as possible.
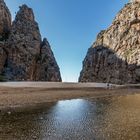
[0,75,6,82]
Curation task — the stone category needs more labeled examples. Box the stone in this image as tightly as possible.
[36,38,62,82]
[79,2,140,84]
[4,4,42,80]
[0,44,7,74]
[0,1,61,81]
[0,0,11,41]
[131,0,140,3]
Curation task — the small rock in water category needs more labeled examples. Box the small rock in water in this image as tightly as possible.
[7,111,11,115]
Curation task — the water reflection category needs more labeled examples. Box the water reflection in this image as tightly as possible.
[0,94,140,140]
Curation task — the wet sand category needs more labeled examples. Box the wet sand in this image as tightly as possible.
[0,82,140,111]
[1,96,140,140]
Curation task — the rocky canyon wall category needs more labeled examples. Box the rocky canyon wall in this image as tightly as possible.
[0,0,61,81]
[79,1,140,84]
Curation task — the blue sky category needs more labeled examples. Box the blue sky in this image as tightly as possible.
[5,0,128,82]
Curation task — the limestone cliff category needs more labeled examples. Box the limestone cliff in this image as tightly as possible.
[0,0,11,75]
[0,0,61,81]
[0,0,11,41]
[36,38,62,82]
[79,1,140,84]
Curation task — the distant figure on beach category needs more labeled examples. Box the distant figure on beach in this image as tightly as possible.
[107,83,110,89]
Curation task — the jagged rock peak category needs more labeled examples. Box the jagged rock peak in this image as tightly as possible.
[79,2,140,84]
[9,3,41,50]
[4,4,42,80]
[15,4,35,21]
[41,38,50,47]
[38,38,62,82]
[0,2,62,82]
[0,1,62,82]
[0,0,11,40]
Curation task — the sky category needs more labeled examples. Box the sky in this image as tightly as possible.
[5,0,128,82]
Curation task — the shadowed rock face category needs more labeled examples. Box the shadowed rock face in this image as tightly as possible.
[33,38,62,82]
[38,38,62,81]
[0,1,61,81]
[79,2,140,84]
[0,0,11,41]
[0,45,7,74]
[5,5,42,80]
[0,0,11,75]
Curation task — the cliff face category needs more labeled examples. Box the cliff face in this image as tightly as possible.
[0,0,61,81]
[0,0,11,41]
[36,38,62,82]
[0,0,11,75]
[79,2,140,84]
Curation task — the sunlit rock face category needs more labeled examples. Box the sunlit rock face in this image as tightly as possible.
[0,1,61,81]
[79,2,140,84]
[131,0,140,2]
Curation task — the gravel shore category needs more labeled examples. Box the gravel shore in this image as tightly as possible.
[0,82,139,111]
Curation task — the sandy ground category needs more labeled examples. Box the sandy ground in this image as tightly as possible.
[0,82,117,88]
[0,82,140,111]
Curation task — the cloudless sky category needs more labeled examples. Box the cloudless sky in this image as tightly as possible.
[5,0,128,82]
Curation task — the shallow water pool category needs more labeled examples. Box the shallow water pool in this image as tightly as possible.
[0,94,140,140]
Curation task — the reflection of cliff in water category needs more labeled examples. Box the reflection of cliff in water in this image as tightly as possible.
[0,94,140,140]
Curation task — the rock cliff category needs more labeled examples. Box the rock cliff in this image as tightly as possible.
[79,1,140,84]
[35,38,62,81]
[0,0,11,41]
[0,0,11,75]
[0,0,61,81]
